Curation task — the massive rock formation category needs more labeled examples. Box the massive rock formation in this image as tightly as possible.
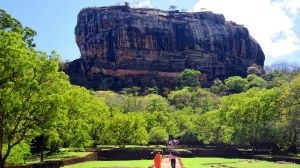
[65,5,265,90]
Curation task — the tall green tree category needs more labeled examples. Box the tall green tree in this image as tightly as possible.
[149,126,168,143]
[0,31,68,167]
[143,94,170,112]
[60,86,110,148]
[217,88,281,144]
[197,110,222,144]
[280,75,300,153]
[107,112,149,147]
[168,87,219,112]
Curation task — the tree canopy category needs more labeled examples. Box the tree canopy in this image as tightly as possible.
[176,69,201,89]
[0,31,68,166]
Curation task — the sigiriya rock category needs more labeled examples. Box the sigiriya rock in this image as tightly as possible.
[65,5,265,90]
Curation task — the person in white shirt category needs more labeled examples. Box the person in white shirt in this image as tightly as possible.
[168,137,179,151]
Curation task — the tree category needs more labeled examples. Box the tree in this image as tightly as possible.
[168,87,219,112]
[124,2,130,7]
[0,9,36,48]
[210,78,228,95]
[143,94,169,112]
[180,9,187,12]
[265,62,300,84]
[174,111,198,143]
[197,110,222,144]
[268,61,300,74]
[280,75,300,153]
[144,111,180,138]
[149,126,168,143]
[247,74,267,89]
[247,63,264,76]
[264,69,286,88]
[98,77,114,90]
[0,31,68,167]
[224,76,248,93]
[191,88,220,113]
[3,141,30,165]
[217,88,281,145]
[107,112,149,147]
[169,5,177,11]
[60,86,110,148]
[176,69,201,89]
[168,87,191,109]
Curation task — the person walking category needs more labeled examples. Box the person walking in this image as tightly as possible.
[169,151,176,168]
[154,151,162,168]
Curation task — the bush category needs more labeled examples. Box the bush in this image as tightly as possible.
[5,141,31,165]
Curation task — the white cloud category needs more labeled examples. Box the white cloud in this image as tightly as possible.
[282,0,300,17]
[130,0,152,8]
[192,0,300,59]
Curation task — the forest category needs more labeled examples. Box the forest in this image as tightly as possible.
[0,8,299,166]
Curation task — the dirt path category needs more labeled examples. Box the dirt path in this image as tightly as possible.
[160,157,181,168]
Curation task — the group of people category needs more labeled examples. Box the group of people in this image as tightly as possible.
[153,136,179,168]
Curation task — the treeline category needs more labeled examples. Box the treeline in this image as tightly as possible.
[0,8,300,166]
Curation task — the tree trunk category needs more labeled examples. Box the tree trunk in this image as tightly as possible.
[0,159,5,168]
[40,145,44,162]
[0,148,2,168]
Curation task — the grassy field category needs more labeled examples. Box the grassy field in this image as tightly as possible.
[43,151,91,160]
[182,157,300,168]
[63,160,152,168]
[26,149,92,164]
[63,158,300,168]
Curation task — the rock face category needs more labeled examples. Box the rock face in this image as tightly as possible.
[66,6,265,90]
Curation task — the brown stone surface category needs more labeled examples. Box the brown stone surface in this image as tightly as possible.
[65,5,265,90]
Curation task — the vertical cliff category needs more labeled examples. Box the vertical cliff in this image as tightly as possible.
[65,6,265,90]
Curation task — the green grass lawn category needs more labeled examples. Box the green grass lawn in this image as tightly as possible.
[63,157,300,168]
[26,150,92,164]
[43,151,92,160]
[63,160,152,168]
[182,157,300,168]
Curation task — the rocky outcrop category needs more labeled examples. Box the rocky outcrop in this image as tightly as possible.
[66,6,265,90]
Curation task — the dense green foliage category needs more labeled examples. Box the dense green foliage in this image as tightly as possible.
[176,69,201,88]
[0,31,69,166]
[3,141,30,164]
[0,9,36,48]
[1,9,300,166]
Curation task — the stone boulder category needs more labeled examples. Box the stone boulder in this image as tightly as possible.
[65,6,265,90]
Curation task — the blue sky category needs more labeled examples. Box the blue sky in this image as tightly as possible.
[1,0,300,65]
